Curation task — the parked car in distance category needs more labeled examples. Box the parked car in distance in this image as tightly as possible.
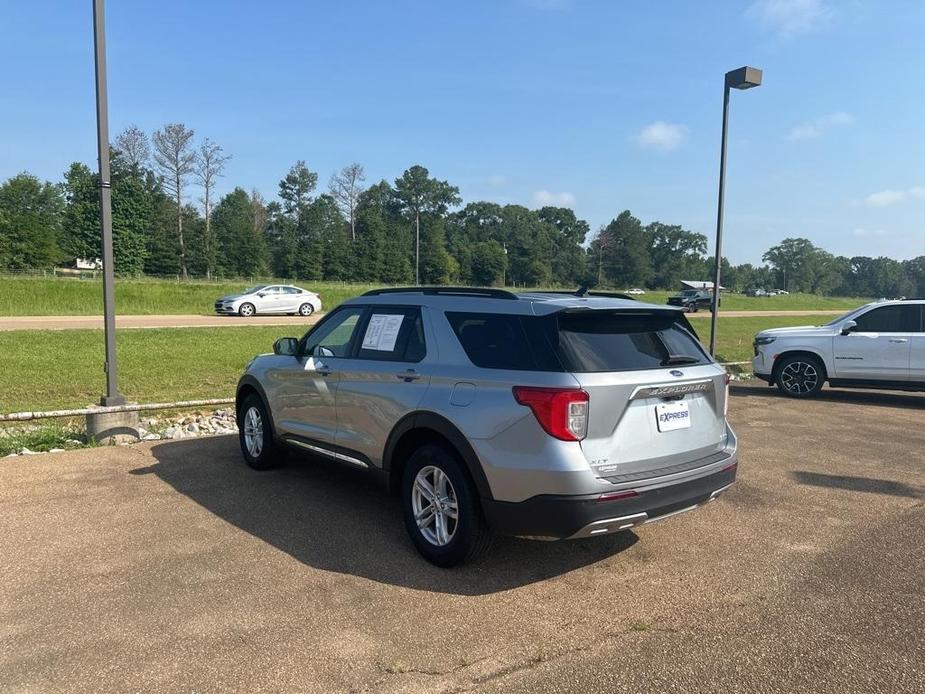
[625,288,646,295]
[744,288,767,297]
[236,286,738,566]
[752,299,924,397]
[215,284,322,317]
[667,289,716,312]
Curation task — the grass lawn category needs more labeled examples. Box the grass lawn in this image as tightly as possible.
[0,314,837,413]
[0,276,870,316]
[0,277,380,316]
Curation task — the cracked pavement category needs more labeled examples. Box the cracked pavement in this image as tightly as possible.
[1,382,923,692]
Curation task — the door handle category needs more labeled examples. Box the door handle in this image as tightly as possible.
[314,363,333,376]
[395,369,421,382]
[889,338,909,343]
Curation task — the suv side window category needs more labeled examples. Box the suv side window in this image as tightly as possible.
[303,307,365,357]
[853,305,919,333]
[446,312,562,371]
[355,307,427,363]
[911,305,924,333]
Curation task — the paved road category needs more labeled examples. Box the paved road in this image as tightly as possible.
[1,384,922,692]
[0,309,844,331]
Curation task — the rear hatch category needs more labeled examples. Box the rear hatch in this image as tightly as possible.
[551,309,728,479]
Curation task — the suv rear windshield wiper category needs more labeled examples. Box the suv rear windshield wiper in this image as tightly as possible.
[661,354,701,366]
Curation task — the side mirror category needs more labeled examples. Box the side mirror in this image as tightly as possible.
[840,320,857,336]
[273,337,300,356]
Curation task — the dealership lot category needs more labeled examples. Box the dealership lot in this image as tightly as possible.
[1,383,923,693]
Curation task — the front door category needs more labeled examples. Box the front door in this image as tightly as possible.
[254,285,284,313]
[833,304,916,381]
[334,306,432,468]
[266,306,366,443]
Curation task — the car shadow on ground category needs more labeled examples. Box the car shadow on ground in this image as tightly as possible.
[731,382,925,409]
[791,470,923,500]
[137,436,637,595]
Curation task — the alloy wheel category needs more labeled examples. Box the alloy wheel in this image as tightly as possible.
[780,361,819,394]
[411,465,459,546]
[243,406,263,458]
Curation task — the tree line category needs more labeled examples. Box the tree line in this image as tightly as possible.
[1,122,922,298]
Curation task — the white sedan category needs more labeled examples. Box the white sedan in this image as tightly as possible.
[625,288,646,295]
[214,284,323,317]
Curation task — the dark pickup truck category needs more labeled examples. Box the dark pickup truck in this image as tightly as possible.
[666,289,717,312]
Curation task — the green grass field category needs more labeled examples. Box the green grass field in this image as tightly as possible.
[0,315,837,413]
[0,276,870,316]
[0,277,380,316]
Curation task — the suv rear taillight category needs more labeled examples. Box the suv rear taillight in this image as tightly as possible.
[512,387,589,441]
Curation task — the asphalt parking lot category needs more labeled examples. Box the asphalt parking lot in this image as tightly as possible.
[1,382,923,693]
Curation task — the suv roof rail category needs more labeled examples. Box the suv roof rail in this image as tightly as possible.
[361,286,520,300]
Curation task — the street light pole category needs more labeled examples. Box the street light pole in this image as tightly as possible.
[709,66,762,357]
[92,0,124,405]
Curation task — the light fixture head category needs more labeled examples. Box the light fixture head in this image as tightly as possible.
[725,66,763,90]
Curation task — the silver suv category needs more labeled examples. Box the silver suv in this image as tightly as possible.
[236,287,738,566]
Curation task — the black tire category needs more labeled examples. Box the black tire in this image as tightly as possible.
[688,303,698,313]
[775,354,825,398]
[298,302,314,316]
[237,393,285,470]
[238,302,256,317]
[401,444,492,567]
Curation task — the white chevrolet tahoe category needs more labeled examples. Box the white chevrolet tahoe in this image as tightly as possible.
[752,300,925,397]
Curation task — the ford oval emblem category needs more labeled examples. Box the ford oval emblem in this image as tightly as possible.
[670,370,684,377]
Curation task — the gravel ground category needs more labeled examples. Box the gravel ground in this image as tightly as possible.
[0,382,922,693]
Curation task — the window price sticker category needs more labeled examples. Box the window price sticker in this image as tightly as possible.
[362,314,404,351]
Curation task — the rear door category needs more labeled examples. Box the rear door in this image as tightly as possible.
[278,286,302,313]
[552,310,728,478]
[908,304,925,383]
[833,304,915,381]
[333,306,432,467]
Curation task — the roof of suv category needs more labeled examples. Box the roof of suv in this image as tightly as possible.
[349,286,682,316]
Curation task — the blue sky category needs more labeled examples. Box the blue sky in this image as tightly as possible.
[2,0,923,264]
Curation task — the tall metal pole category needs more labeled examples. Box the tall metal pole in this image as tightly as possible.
[93,0,124,405]
[708,84,731,357]
[415,210,420,285]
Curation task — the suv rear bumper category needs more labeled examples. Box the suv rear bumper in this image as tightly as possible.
[481,462,737,540]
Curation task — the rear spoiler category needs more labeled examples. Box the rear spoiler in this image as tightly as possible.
[554,306,701,340]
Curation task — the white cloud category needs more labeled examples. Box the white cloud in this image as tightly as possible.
[787,112,854,140]
[634,121,687,152]
[864,189,908,207]
[532,190,576,207]
[747,0,834,38]
[909,186,925,199]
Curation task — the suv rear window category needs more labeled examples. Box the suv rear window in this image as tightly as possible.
[446,310,709,372]
[555,311,709,372]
